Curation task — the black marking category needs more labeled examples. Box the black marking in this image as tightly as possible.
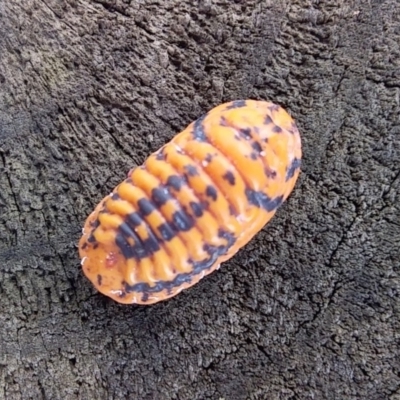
[272,125,283,133]
[251,141,263,153]
[264,115,273,125]
[138,198,156,216]
[111,193,120,201]
[141,292,149,302]
[120,214,161,259]
[97,275,102,286]
[87,234,97,244]
[250,152,258,160]
[120,222,140,242]
[172,210,194,231]
[264,167,277,179]
[81,243,88,250]
[122,226,236,296]
[246,189,284,212]
[158,222,176,241]
[205,185,218,201]
[286,158,301,181]
[226,100,247,109]
[205,153,213,163]
[166,175,184,191]
[90,220,100,229]
[118,224,147,259]
[151,187,171,207]
[239,128,252,140]
[127,212,142,228]
[143,235,161,254]
[190,201,204,218]
[93,243,99,249]
[193,114,207,141]
[184,165,198,177]
[223,171,235,185]
[116,234,137,259]
[218,229,236,248]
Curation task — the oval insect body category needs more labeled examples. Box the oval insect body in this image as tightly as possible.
[79,100,302,305]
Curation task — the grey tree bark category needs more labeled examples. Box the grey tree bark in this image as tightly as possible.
[0,1,399,399]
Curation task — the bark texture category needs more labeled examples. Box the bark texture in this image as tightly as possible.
[0,1,399,399]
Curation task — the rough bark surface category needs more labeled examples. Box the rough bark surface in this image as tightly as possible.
[0,1,399,399]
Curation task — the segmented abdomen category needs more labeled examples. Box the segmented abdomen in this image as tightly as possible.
[79,100,302,305]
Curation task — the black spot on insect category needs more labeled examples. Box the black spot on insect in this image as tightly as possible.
[184,165,198,177]
[264,167,277,179]
[202,243,213,256]
[142,234,161,254]
[93,243,99,249]
[264,115,273,125]
[245,189,284,212]
[166,175,184,191]
[223,171,235,185]
[141,292,149,302]
[205,185,218,201]
[157,222,176,241]
[251,141,263,153]
[126,212,142,228]
[172,210,194,231]
[97,274,102,286]
[138,198,156,216]
[151,187,172,207]
[239,128,252,140]
[81,243,88,250]
[175,274,192,286]
[190,201,203,218]
[193,114,207,141]
[218,229,236,248]
[111,193,120,201]
[272,125,283,133]
[90,219,100,229]
[226,100,247,109]
[120,222,140,243]
[122,231,235,295]
[285,158,301,181]
[87,234,97,244]
[119,223,148,259]
[115,234,137,259]
[205,153,213,163]
[250,152,258,160]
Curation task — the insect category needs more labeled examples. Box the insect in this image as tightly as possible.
[79,99,302,305]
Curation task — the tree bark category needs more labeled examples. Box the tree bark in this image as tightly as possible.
[0,1,399,399]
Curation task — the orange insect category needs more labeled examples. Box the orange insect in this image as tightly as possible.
[79,100,302,305]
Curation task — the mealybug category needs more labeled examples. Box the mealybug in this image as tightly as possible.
[79,100,302,304]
